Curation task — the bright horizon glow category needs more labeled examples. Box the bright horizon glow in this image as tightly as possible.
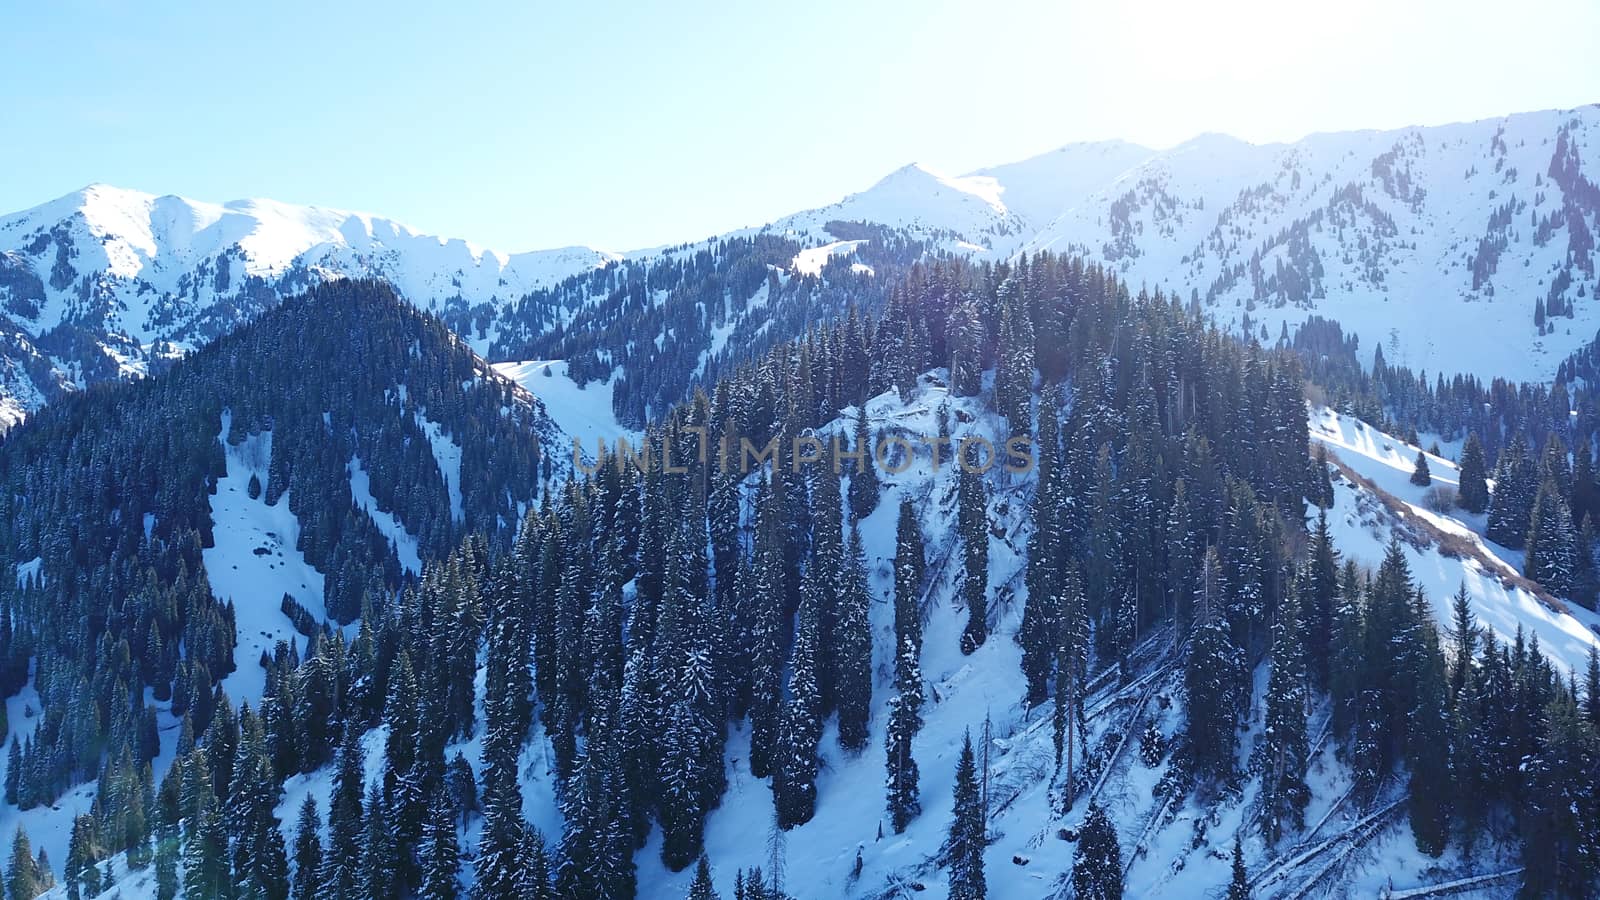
[3,0,1598,253]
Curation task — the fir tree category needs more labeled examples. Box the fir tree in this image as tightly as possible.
[1409,451,1431,486]
[1406,614,1452,856]
[1186,610,1247,781]
[1519,692,1600,896]
[1525,480,1578,595]
[947,733,986,900]
[1053,570,1089,806]
[958,459,989,654]
[1456,433,1489,513]
[1447,584,1478,701]
[688,854,718,900]
[1071,802,1122,900]
[352,782,390,900]
[322,731,366,900]
[4,738,18,806]
[884,635,923,834]
[1227,835,1249,899]
[154,821,179,900]
[893,499,925,658]
[834,526,873,752]
[1486,436,1535,548]
[846,405,880,522]
[7,827,45,900]
[1260,587,1310,843]
[1305,509,1339,687]
[773,579,823,829]
[291,796,323,900]
[418,789,460,900]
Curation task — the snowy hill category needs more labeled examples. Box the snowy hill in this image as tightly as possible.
[2,107,1597,430]
[0,185,618,427]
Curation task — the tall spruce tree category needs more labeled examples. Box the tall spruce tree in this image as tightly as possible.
[1071,802,1122,900]
[846,405,880,522]
[1260,585,1310,843]
[291,796,323,900]
[773,577,823,829]
[1456,433,1490,514]
[885,635,923,834]
[958,458,989,654]
[947,733,986,900]
[1525,480,1578,594]
[834,526,873,752]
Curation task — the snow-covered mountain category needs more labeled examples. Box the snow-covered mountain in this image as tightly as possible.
[2,106,1597,431]
[0,185,617,426]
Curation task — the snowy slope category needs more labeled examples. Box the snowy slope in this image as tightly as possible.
[1311,406,1600,673]
[491,359,637,455]
[1021,107,1600,384]
[3,107,1597,432]
[0,185,620,424]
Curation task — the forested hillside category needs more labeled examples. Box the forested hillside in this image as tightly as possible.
[0,280,557,862]
[0,251,1592,900]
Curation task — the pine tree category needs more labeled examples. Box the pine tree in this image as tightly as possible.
[1186,610,1247,781]
[834,526,873,752]
[1260,587,1310,843]
[291,796,323,900]
[885,635,923,834]
[947,733,986,900]
[1456,433,1489,513]
[1406,615,1452,856]
[154,821,179,900]
[1071,802,1122,900]
[1525,480,1578,594]
[7,827,44,900]
[419,789,460,900]
[1409,450,1431,486]
[846,405,880,522]
[958,459,989,654]
[688,854,718,900]
[773,577,823,829]
[1227,835,1249,899]
[1486,436,1535,548]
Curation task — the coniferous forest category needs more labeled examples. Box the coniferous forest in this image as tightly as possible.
[0,248,1594,900]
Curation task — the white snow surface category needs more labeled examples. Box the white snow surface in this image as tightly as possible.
[204,412,332,702]
[1311,405,1600,674]
[492,360,638,456]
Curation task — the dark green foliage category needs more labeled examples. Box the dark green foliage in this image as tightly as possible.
[1071,802,1122,900]
[846,405,880,521]
[1409,450,1431,486]
[947,734,986,900]
[1228,836,1249,899]
[1456,434,1489,513]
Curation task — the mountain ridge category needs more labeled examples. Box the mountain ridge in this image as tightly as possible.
[1,104,1598,432]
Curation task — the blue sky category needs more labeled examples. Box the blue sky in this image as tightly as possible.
[4,0,1598,251]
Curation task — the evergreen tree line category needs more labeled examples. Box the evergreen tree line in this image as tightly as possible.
[0,281,548,812]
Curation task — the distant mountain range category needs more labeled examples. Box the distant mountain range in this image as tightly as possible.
[1,105,1596,427]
